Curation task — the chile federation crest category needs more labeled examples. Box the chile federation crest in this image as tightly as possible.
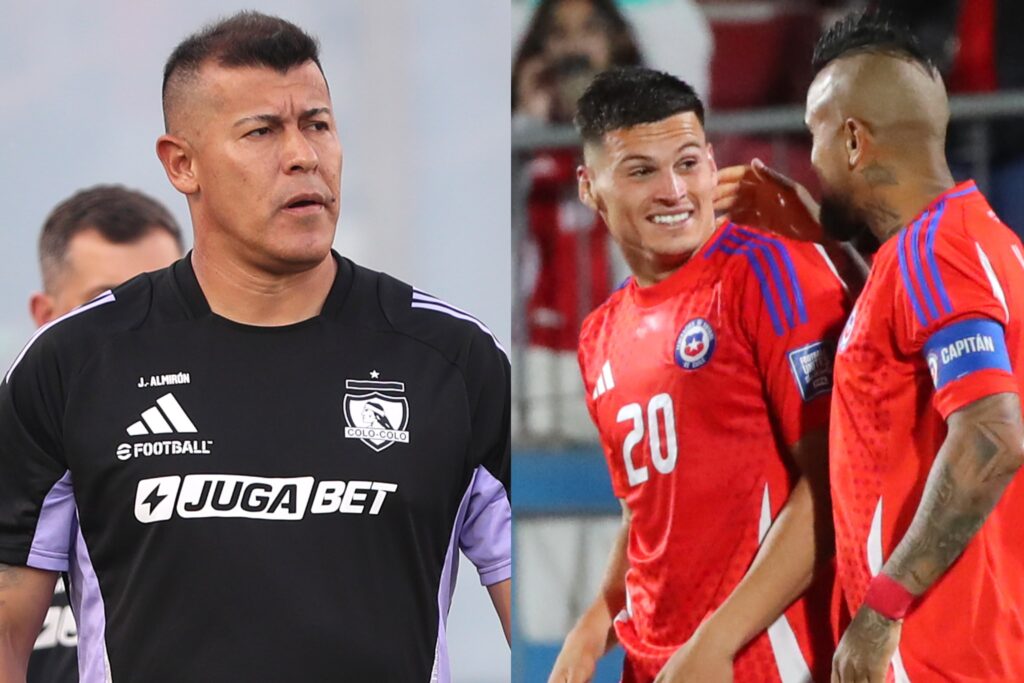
[675,318,716,370]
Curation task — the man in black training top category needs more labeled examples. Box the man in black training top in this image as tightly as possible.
[0,12,510,683]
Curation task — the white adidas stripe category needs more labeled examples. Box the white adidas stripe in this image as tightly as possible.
[411,291,507,357]
[127,394,197,435]
[5,292,116,384]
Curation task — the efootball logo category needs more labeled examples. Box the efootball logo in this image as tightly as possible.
[675,318,715,370]
[342,377,410,452]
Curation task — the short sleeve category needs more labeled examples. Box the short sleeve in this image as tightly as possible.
[578,325,629,499]
[0,335,74,571]
[893,221,1017,417]
[740,235,851,447]
[457,331,511,586]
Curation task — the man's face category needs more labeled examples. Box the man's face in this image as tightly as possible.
[806,68,871,243]
[580,112,718,284]
[35,228,181,325]
[180,61,341,272]
[546,0,613,71]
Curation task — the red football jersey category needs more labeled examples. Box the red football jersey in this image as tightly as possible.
[831,181,1024,680]
[578,222,849,682]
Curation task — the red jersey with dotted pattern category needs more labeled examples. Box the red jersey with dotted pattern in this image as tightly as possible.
[831,181,1024,681]
[578,223,849,683]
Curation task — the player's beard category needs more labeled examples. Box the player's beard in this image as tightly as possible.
[819,191,881,254]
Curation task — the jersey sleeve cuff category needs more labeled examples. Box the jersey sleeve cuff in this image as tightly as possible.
[0,544,68,573]
[478,559,511,586]
[933,370,1019,419]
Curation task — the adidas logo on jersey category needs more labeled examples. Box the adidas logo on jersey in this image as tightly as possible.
[592,361,615,399]
[134,475,399,523]
[126,393,196,435]
[118,393,213,461]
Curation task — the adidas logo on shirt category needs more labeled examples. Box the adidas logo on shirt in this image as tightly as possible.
[592,361,615,400]
[116,393,213,462]
[127,393,197,435]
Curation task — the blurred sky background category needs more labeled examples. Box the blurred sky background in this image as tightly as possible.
[0,1,510,680]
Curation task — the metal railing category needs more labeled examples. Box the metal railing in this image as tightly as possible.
[511,89,1024,445]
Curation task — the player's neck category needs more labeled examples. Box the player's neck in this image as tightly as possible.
[867,163,955,243]
[190,246,337,326]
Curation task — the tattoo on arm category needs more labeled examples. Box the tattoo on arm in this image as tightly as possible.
[883,393,1024,594]
[0,563,23,592]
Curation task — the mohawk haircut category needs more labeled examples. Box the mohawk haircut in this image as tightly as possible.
[574,67,705,145]
[162,11,324,130]
[812,11,936,76]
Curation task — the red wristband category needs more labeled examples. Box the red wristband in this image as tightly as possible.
[863,573,915,620]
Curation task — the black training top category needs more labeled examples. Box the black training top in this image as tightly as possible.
[0,253,511,682]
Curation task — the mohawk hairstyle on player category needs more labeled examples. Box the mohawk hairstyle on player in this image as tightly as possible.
[162,11,324,131]
[574,67,705,145]
[812,11,936,76]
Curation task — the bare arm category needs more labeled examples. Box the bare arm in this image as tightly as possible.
[885,391,1024,593]
[548,500,631,683]
[0,564,58,683]
[832,392,1024,681]
[487,579,511,645]
[693,428,832,656]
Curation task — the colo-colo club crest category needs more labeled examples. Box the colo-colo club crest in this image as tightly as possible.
[343,377,410,452]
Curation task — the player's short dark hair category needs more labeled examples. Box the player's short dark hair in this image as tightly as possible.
[162,11,324,130]
[40,185,184,291]
[812,11,936,75]
[574,67,705,145]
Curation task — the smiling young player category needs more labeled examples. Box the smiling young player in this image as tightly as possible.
[549,67,849,683]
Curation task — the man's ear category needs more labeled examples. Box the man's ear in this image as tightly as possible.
[156,134,200,195]
[29,292,56,328]
[578,165,598,211]
[844,118,870,169]
[706,142,718,182]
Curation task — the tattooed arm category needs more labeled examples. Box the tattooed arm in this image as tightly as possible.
[832,392,1024,682]
[0,564,57,683]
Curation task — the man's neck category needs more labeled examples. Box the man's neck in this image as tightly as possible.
[866,164,956,244]
[191,247,337,326]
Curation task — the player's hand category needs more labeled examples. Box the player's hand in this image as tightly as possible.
[653,629,734,683]
[547,620,607,683]
[831,605,902,683]
[713,158,824,242]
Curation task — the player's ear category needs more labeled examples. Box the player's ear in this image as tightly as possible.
[156,134,200,195]
[844,118,867,169]
[29,292,56,327]
[706,142,718,180]
[578,165,598,211]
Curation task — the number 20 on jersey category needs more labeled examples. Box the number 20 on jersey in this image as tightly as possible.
[617,393,678,487]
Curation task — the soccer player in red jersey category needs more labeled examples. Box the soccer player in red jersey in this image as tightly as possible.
[547,67,849,683]
[730,12,1024,682]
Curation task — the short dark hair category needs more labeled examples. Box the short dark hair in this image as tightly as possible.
[162,11,324,130]
[812,11,936,75]
[40,185,184,290]
[574,67,705,144]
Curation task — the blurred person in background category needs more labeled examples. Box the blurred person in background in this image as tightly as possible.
[0,12,509,682]
[513,0,643,439]
[25,185,183,683]
[549,67,848,683]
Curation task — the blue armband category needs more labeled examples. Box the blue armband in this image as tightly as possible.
[924,318,1011,390]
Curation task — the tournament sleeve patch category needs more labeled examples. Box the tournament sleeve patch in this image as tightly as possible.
[787,340,835,401]
[924,318,1011,390]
